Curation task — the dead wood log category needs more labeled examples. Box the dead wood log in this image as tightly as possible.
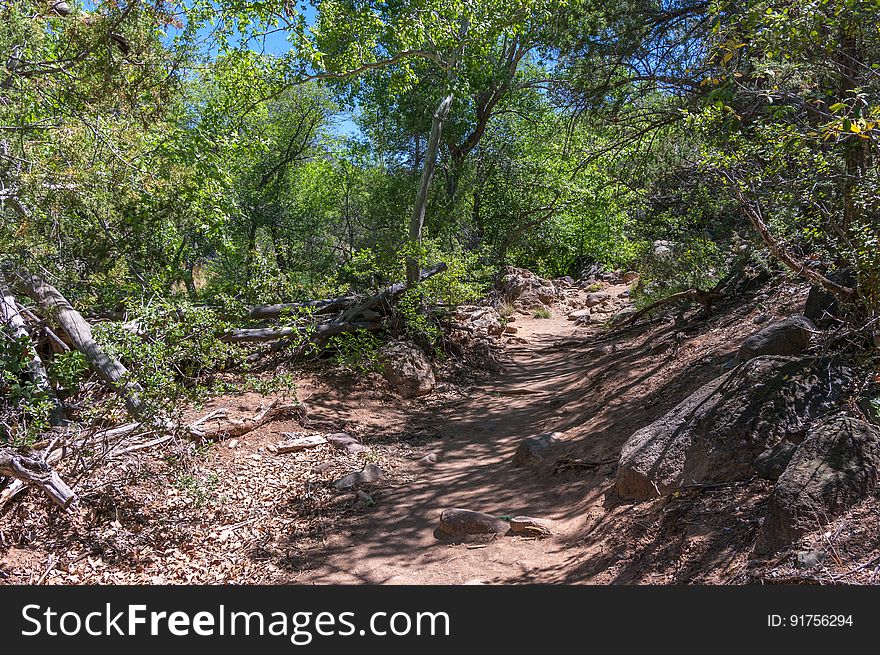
[1,286,66,425]
[221,320,381,344]
[0,449,75,509]
[334,262,448,324]
[8,271,154,421]
[247,296,360,320]
[189,400,304,441]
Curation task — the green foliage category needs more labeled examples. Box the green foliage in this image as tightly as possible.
[93,301,242,410]
[330,330,385,374]
[0,335,52,444]
[532,307,552,319]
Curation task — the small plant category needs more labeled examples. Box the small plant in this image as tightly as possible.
[532,307,552,319]
[498,302,515,319]
[585,283,603,292]
[330,329,385,375]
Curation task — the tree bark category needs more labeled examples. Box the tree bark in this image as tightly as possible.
[8,271,154,421]
[0,287,66,425]
[407,92,455,285]
[0,448,75,509]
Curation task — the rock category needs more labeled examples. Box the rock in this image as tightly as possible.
[567,308,591,321]
[559,276,576,286]
[509,516,554,536]
[803,285,838,327]
[752,313,772,325]
[499,267,560,308]
[736,315,815,363]
[610,308,637,325]
[795,550,826,569]
[615,356,855,500]
[619,290,631,299]
[275,434,327,453]
[584,291,611,307]
[513,432,562,468]
[503,325,518,334]
[419,453,438,467]
[757,416,880,553]
[754,441,798,480]
[574,313,592,326]
[434,508,510,541]
[652,240,674,259]
[333,463,385,490]
[381,341,436,398]
[327,432,368,454]
[355,490,375,506]
[622,271,639,284]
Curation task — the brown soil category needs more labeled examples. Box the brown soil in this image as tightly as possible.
[2,278,879,585]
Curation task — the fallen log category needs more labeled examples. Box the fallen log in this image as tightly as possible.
[334,262,448,325]
[8,271,154,421]
[221,321,381,344]
[1,287,66,425]
[0,449,75,509]
[247,296,360,320]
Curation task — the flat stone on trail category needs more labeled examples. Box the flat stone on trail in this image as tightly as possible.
[327,432,368,454]
[567,308,591,321]
[419,453,438,467]
[509,516,554,536]
[333,463,384,490]
[434,508,510,541]
[274,434,327,453]
[514,432,562,468]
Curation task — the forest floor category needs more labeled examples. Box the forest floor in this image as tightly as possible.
[3,277,880,585]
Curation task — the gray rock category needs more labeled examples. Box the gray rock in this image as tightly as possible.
[567,309,591,321]
[615,356,855,500]
[736,315,816,363]
[333,463,385,490]
[754,441,798,480]
[757,416,880,553]
[584,291,611,307]
[753,313,772,325]
[419,453,438,467]
[434,508,510,542]
[327,432,368,454]
[382,341,435,398]
[795,550,827,569]
[513,432,562,468]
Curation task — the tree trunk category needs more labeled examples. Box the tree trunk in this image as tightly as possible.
[8,271,153,421]
[407,92,455,286]
[0,287,66,425]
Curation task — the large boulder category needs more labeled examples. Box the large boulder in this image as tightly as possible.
[499,266,560,309]
[381,341,436,398]
[736,315,815,363]
[615,356,855,500]
[757,416,880,553]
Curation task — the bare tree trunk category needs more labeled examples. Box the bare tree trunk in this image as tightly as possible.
[407,92,454,286]
[0,286,66,425]
[8,271,154,421]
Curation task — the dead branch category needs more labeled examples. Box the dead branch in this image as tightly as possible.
[1,286,66,425]
[0,449,75,509]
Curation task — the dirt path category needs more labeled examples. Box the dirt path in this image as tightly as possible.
[296,311,612,584]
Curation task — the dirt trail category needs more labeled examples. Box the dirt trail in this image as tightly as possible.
[5,279,823,585]
[296,311,613,584]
